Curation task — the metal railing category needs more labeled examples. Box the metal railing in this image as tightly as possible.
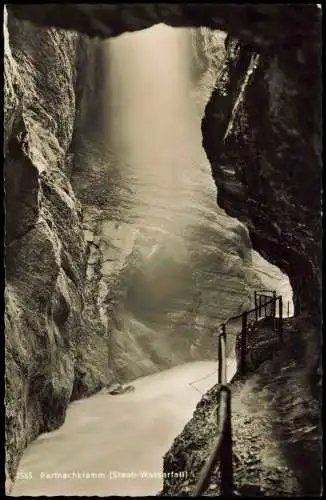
[192,332,233,496]
[237,294,283,375]
[192,291,284,496]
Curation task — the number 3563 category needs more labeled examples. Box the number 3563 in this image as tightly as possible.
[17,472,32,480]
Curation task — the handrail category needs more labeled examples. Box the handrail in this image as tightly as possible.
[242,296,279,317]
[191,388,229,497]
[220,335,226,385]
[192,291,284,496]
[219,295,279,329]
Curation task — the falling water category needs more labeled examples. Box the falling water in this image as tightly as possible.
[71,24,292,379]
[100,24,221,241]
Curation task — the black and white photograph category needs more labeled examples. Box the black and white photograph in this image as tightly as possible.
[3,3,322,497]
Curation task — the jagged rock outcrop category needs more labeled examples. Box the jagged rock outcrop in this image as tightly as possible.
[202,33,322,321]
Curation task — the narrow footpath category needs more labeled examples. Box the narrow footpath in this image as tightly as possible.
[162,318,321,497]
[219,375,301,496]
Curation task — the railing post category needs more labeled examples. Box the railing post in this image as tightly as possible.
[240,311,247,375]
[264,296,267,316]
[258,296,262,318]
[218,326,224,384]
[287,301,290,318]
[272,291,277,317]
[220,387,233,496]
[254,291,258,321]
[279,296,283,344]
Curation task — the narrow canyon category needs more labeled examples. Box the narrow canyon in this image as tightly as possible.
[4,4,321,497]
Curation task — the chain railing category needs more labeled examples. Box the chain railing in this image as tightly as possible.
[192,291,285,496]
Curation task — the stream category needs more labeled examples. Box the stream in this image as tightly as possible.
[11,359,237,496]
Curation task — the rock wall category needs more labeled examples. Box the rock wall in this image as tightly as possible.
[4,11,112,486]
[202,34,322,321]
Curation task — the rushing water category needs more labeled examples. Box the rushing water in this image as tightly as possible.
[11,360,237,497]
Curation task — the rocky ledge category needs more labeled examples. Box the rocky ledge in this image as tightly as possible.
[202,29,322,321]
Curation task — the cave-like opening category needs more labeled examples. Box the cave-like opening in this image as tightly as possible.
[6,5,320,496]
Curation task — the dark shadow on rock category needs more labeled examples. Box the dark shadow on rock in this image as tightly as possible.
[235,484,265,497]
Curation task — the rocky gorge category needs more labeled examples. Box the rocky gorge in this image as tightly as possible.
[4,4,321,494]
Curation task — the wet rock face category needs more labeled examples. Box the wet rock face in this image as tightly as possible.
[70,130,263,381]
[4,12,92,485]
[202,34,322,320]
